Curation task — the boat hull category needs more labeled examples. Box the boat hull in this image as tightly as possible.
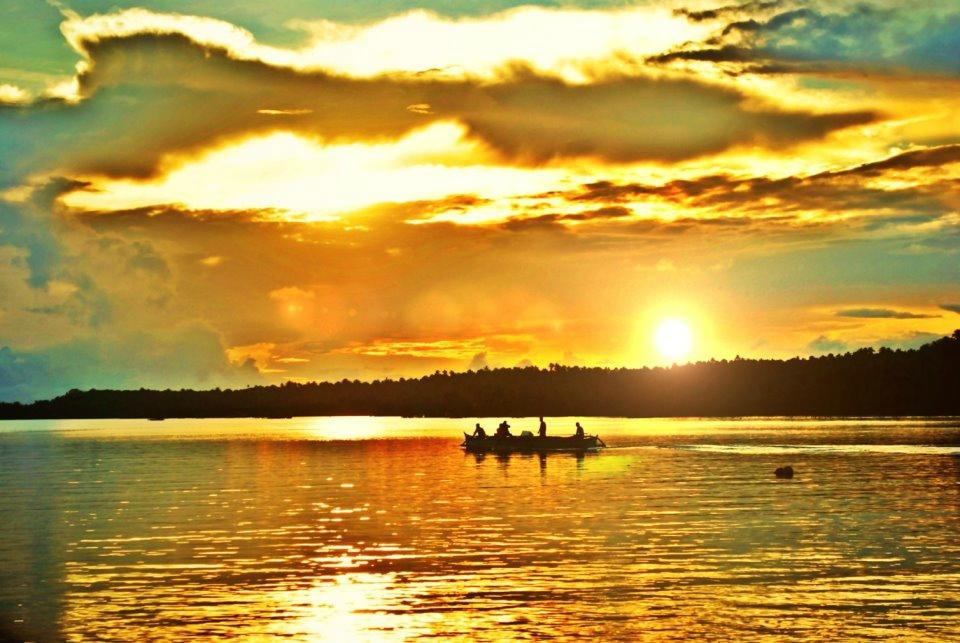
[461,433,602,453]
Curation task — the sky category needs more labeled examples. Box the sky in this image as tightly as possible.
[1,0,959,401]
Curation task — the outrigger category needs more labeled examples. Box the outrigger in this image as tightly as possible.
[461,431,606,453]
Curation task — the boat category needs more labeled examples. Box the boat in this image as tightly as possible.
[461,432,605,453]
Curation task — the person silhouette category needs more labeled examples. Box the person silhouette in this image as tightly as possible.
[538,416,547,437]
[496,421,512,438]
[574,422,585,438]
[472,423,487,438]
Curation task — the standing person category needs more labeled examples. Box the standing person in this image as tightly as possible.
[538,416,547,437]
[574,422,585,438]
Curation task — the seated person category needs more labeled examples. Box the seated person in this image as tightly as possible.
[574,422,585,438]
[472,423,487,438]
[495,421,513,438]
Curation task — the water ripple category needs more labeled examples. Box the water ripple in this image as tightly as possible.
[0,417,959,639]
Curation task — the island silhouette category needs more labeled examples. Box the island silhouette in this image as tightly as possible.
[1,330,958,420]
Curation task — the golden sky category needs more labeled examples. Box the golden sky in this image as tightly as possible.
[1,0,959,399]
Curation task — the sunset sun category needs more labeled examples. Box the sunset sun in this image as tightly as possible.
[654,318,693,362]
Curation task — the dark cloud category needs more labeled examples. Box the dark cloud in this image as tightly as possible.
[568,176,947,221]
[497,205,633,232]
[662,5,960,77]
[498,214,569,233]
[563,206,632,220]
[836,308,938,320]
[941,304,960,314]
[558,144,960,224]
[673,1,782,23]
[465,72,873,164]
[723,7,810,35]
[830,144,960,177]
[647,45,756,65]
[5,32,876,179]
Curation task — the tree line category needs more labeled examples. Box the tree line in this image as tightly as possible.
[1,331,958,419]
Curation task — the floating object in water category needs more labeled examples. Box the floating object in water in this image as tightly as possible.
[462,432,605,453]
[775,465,794,479]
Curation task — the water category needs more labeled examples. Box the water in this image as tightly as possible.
[1,417,959,640]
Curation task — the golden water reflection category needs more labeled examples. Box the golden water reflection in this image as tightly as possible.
[1,418,959,639]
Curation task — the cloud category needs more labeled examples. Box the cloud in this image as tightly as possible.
[0,323,258,402]
[835,308,938,319]
[568,206,632,220]
[831,144,960,177]
[5,30,876,182]
[0,177,228,398]
[467,351,489,370]
[806,329,950,357]
[60,5,711,82]
[555,143,960,228]
[225,342,279,373]
[874,331,945,351]
[752,6,960,75]
[808,335,848,353]
[256,108,313,116]
[497,205,634,232]
[460,73,874,165]
[0,197,61,289]
[0,178,96,288]
[647,45,756,66]
[126,240,170,277]
[58,125,564,220]
[1,3,958,399]
[60,125,960,236]
[336,338,483,359]
[5,188,953,394]
[673,2,782,24]
[664,4,960,77]
[941,304,960,314]
[0,84,31,105]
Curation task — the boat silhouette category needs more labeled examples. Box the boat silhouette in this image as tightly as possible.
[461,432,605,453]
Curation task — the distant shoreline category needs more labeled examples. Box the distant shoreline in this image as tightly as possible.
[2,331,958,421]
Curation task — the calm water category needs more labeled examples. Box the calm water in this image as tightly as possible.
[1,417,960,640]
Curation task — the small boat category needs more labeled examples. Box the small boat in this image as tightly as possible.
[461,432,605,453]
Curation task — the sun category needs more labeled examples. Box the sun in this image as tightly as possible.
[654,318,693,362]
